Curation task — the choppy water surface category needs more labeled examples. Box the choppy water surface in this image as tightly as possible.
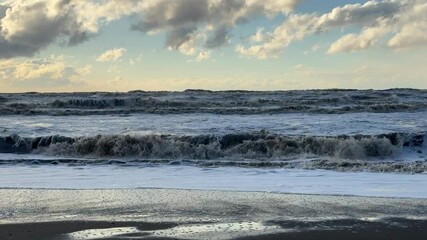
[1,89,427,197]
[1,89,427,115]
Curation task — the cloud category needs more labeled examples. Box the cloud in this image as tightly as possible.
[238,0,427,58]
[0,0,144,59]
[387,1,427,49]
[236,14,318,59]
[327,21,391,54]
[0,55,91,90]
[196,50,211,62]
[250,28,265,43]
[328,0,427,53]
[204,26,230,49]
[131,0,299,33]
[13,59,68,80]
[165,26,198,52]
[96,48,127,62]
[4,0,425,61]
[129,0,300,57]
[0,0,95,59]
[0,0,301,59]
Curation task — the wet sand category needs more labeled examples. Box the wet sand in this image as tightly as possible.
[1,189,426,239]
[0,221,176,240]
[1,218,427,240]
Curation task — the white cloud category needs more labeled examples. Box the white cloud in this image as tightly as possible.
[250,28,265,43]
[96,48,127,62]
[13,60,66,80]
[0,56,71,81]
[196,50,211,62]
[387,1,427,48]
[328,22,391,54]
[237,14,318,58]
[238,0,427,58]
[0,55,91,90]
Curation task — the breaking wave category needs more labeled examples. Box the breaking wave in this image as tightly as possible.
[0,132,422,160]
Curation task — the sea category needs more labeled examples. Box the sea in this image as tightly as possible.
[1,89,427,198]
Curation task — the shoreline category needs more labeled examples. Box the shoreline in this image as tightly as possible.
[1,188,427,239]
[0,186,426,200]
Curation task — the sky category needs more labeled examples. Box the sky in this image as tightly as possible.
[0,0,426,92]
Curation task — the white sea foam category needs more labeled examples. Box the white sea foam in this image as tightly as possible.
[0,165,426,198]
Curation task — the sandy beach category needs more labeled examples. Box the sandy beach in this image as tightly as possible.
[1,189,426,240]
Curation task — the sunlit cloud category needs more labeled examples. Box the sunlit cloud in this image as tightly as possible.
[238,0,427,58]
[0,56,91,90]
[96,48,127,62]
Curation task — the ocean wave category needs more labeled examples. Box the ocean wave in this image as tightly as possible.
[1,89,427,115]
[0,132,422,160]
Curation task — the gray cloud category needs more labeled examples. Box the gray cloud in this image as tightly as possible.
[0,39,36,59]
[0,0,91,58]
[67,31,90,47]
[131,0,292,53]
[204,26,230,49]
[0,5,6,18]
[207,0,246,24]
[0,0,300,59]
[313,0,403,31]
[131,0,209,32]
[165,26,198,50]
[130,0,300,56]
[0,4,36,58]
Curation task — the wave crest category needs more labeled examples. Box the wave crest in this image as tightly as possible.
[1,132,414,160]
[1,89,427,115]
